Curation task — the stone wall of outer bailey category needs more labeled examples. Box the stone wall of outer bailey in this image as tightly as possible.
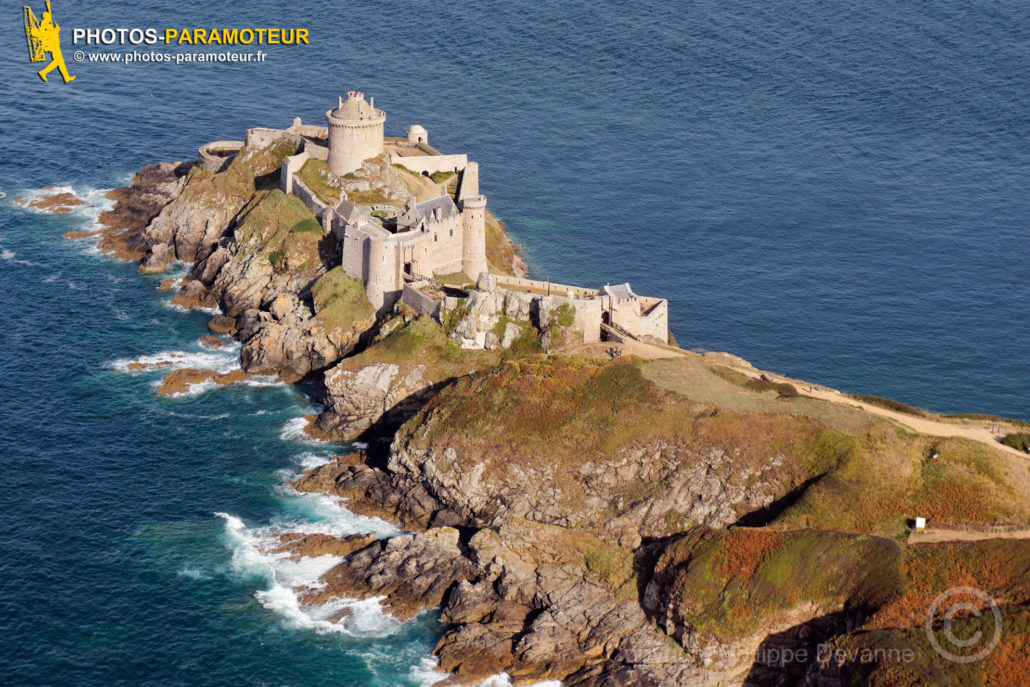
[390,153,469,176]
[291,178,330,219]
[492,275,599,299]
[458,161,479,201]
[401,282,441,317]
[429,214,464,276]
[246,127,302,150]
[279,150,310,195]
[633,299,669,342]
[294,124,328,139]
[340,224,370,283]
[608,297,669,344]
[305,143,329,161]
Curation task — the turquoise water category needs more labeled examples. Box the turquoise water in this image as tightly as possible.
[1,1,1028,684]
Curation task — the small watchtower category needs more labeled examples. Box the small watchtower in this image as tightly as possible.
[407,124,428,146]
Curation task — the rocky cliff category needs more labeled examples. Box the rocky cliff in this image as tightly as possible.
[81,139,1030,686]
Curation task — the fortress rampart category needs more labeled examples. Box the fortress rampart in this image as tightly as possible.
[390,153,468,176]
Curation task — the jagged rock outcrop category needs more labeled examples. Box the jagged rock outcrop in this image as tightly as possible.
[386,438,787,539]
[234,292,374,383]
[314,362,433,439]
[156,367,250,395]
[140,143,293,271]
[269,532,377,561]
[301,527,477,621]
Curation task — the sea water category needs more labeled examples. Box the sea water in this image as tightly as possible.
[1,1,1027,684]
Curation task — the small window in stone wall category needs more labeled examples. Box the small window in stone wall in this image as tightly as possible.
[450,229,453,237]
[434,234,438,242]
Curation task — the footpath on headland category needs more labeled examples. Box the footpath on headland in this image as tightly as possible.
[575,338,1030,461]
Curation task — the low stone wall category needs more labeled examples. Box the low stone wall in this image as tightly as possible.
[292,177,331,221]
[279,149,310,195]
[492,275,599,300]
[305,142,329,161]
[246,127,302,150]
[198,140,244,172]
[401,282,441,317]
[293,124,328,139]
[280,149,331,222]
[390,153,469,176]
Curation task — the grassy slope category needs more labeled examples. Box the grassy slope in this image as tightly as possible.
[657,528,904,640]
[311,266,375,330]
[296,158,341,204]
[233,188,323,278]
[824,539,1030,686]
[642,355,1030,536]
[329,315,505,384]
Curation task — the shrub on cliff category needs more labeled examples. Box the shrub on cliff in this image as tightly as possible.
[1001,433,1030,452]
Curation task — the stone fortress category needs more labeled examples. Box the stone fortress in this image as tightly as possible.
[200,91,670,346]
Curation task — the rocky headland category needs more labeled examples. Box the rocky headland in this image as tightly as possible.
[47,136,1030,686]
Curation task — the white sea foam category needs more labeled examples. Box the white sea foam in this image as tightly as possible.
[110,345,241,375]
[280,417,325,444]
[243,374,285,388]
[0,249,14,261]
[155,379,219,398]
[275,486,401,539]
[474,675,563,687]
[178,565,212,581]
[409,663,564,687]
[410,656,448,687]
[17,184,115,232]
[163,299,221,315]
[294,451,334,470]
[214,510,401,636]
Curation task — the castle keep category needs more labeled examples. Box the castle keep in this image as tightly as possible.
[200,91,670,345]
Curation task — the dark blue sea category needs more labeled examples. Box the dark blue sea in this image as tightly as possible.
[1,1,1027,684]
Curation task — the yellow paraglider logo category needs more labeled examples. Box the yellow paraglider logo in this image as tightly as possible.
[24,1,75,83]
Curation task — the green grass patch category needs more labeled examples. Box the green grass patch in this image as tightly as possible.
[1001,433,1030,452]
[555,303,576,328]
[291,217,322,234]
[296,158,340,204]
[662,528,904,640]
[311,266,375,328]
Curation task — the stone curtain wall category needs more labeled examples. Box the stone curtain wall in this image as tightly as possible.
[245,127,302,151]
[401,282,441,317]
[279,149,309,195]
[390,154,469,176]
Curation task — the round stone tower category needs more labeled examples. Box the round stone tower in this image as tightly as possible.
[461,194,489,280]
[325,91,386,176]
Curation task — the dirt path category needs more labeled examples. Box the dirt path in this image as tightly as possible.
[574,338,1027,461]
[761,373,1029,459]
[908,528,1030,545]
